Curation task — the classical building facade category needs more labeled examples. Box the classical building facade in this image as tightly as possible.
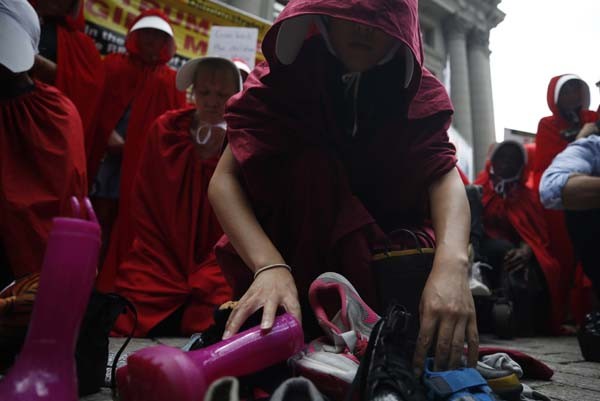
[222,0,505,173]
[420,0,504,172]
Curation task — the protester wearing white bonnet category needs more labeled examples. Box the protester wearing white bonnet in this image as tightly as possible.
[176,56,242,151]
[0,0,40,73]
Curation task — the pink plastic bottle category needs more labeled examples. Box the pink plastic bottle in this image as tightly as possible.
[0,198,101,401]
[117,313,304,401]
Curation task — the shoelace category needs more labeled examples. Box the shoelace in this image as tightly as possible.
[367,306,422,399]
[369,332,419,399]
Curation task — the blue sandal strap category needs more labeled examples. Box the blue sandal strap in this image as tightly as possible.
[423,358,497,400]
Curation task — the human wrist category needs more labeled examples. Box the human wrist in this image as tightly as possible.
[433,246,469,273]
[253,263,292,280]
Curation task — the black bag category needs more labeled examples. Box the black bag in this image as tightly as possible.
[75,291,136,396]
[493,261,547,338]
[371,229,435,344]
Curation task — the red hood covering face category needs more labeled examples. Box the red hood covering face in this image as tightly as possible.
[474,150,563,333]
[262,0,427,114]
[534,75,597,190]
[0,82,87,278]
[546,74,591,117]
[125,9,176,65]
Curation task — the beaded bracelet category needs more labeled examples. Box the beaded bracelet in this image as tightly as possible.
[253,263,292,280]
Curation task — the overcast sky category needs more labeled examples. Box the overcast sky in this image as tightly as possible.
[489,0,600,141]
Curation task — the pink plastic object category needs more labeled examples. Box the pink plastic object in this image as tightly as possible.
[117,313,304,401]
[0,197,101,401]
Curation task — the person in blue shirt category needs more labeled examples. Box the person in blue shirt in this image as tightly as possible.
[540,128,600,301]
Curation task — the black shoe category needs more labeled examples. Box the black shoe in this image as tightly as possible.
[349,303,427,401]
[578,311,600,362]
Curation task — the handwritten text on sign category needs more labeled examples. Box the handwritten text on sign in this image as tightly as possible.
[207,26,259,69]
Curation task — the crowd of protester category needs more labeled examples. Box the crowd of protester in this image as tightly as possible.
[1,0,599,399]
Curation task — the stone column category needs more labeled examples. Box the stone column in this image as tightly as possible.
[468,29,496,173]
[444,16,473,146]
[226,0,275,20]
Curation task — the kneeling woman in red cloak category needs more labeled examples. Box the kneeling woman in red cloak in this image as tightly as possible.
[209,0,477,376]
[475,141,562,335]
[112,57,240,337]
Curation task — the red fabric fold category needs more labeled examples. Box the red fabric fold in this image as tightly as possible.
[93,53,185,291]
[55,24,105,145]
[0,82,87,278]
[113,108,231,336]
[478,347,553,380]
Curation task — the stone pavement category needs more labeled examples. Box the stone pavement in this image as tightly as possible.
[81,335,600,401]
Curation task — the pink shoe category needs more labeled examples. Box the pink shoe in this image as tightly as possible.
[289,338,360,401]
[309,272,380,356]
[117,313,303,401]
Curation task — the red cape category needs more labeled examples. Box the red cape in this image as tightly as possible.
[533,75,598,320]
[94,10,185,292]
[0,82,87,278]
[28,1,104,145]
[475,164,562,333]
[112,108,231,336]
[55,4,105,144]
[216,0,457,300]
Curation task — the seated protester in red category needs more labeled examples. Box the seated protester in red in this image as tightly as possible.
[28,0,105,147]
[474,141,562,335]
[533,75,598,329]
[112,57,239,337]
[209,0,477,376]
[0,0,86,358]
[93,10,185,292]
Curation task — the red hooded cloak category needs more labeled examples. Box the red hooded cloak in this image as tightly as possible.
[94,10,185,292]
[475,149,562,333]
[0,82,87,278]
[533,75,597,318]
[215,0,457,306]
[29,0,105,147]
[112,109,231,336]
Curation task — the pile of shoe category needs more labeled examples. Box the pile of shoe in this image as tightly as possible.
[291,272,435,401]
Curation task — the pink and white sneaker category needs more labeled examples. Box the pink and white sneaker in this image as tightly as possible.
[289,338,360,401]
[309,272,380,357]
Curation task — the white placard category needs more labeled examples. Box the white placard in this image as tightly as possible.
[207,26,259,69]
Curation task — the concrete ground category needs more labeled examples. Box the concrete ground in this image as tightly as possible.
[82,335,600,401]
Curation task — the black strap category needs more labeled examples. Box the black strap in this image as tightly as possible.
[382,228,431,256]
[109,296,138,399]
